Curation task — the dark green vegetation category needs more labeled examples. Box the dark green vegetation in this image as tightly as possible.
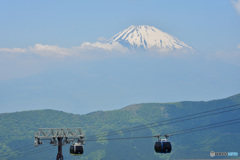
[0,94,240,160]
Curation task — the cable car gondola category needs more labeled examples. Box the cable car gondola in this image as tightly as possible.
[154,135,172,153]
[70,143,84,155]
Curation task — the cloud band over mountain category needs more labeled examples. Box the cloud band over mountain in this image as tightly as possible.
[0,42,130,57]
[0,25,195,57]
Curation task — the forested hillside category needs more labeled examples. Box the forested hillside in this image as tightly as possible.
[0,94,240,160]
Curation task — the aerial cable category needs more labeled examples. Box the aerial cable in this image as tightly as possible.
[2,145,52,160]
[168,120,240,137]
[0,144,34,157]
[0,143,50,160]
[106,106,240,137]
[166,117,240,136]
[85,104,240,139]
[3,145,54,160]
[85,135,154,142]
[14,146,54,160]
[85,118,240,142]
[0,143,49,159]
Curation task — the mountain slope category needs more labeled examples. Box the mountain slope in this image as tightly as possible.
[0,94,240,160]
[108,25,193,51]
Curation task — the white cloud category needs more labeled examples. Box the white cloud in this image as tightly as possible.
[232,0,240,14]
[78,41,129,52]
[29,44,72,57]
[0,41,194,59]
[0,48,26,53]
[0,42,129,58]
[0,44,72,57]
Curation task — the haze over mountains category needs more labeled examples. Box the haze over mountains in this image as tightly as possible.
[0,25,238,115]
[108,25,193,51]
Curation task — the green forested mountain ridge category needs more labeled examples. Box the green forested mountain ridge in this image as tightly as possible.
[0,94,240,160]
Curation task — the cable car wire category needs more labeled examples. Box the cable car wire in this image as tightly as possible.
[12,146,54,160]
[85,104,240,139]
[0,142,50,158]
[3,145,55,160]
[0,143,50,160]
[85,118,240,142]
[115,107,240,136]
[167,117,240,136]
[86,135,155,141]
[0,144,35,157]
[169,120,240,137]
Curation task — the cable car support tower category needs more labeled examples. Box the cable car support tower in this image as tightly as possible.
[34,128,85,160]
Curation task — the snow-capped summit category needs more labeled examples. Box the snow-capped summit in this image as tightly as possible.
[108,25,192,51]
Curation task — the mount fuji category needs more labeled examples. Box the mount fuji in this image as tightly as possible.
[108,25,193,51]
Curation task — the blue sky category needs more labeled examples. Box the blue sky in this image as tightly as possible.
[1,0,239,50]
[0,0,240,114]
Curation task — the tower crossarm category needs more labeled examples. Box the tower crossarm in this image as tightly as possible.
[35,128,84,139]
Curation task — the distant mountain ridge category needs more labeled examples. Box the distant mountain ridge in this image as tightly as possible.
[0,93,240,159]
[108,25,193,51]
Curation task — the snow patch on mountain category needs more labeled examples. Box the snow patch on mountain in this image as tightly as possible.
[108,25,193,51]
